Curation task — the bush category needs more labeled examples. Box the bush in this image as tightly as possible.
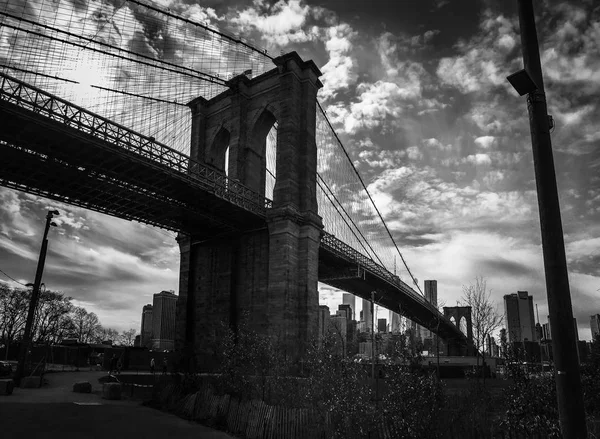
[499,365,561,437]
[381,367,445,439]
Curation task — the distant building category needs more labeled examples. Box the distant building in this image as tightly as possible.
[390,311,402,334]
[342,293,356,320]
[591,314,600,340]
[140,304,153,348]
[486,335,499,357]
[338,304,352,322]
[542,321,551,341]
[330,314,348,356]
[421,280,438,341]
[378,318,387,333]
[424,280,438,306]
[318,305,330,343]
[362,298,373,332]
[151,290,177,351]
[504,291,537,343]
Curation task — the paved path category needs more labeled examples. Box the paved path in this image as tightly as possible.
[0,370,235,439]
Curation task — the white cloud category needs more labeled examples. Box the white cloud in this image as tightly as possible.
[319,24,358,100]
[231,0,316,46]
[436,12,518,94]
[474,136,496,149]
[465,154,492,165]
[406,146,423,161]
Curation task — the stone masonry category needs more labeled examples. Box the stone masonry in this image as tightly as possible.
[176,52,323,368]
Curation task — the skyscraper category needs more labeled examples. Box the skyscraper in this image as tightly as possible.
[140,304,153,348]
[390,311,402,334]
[342,293,355,320]
[362,298,373,332]
[151,290,177,351]
[591,314,600,340]
[338,304,352,321]
[424,280,438,306]
[504,291,537,343]
[318,305,330,342]
[421,280,438,340]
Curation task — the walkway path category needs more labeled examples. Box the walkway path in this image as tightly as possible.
[0,370,235,439]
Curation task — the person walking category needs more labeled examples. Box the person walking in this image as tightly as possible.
[162,357,167,375]
[150,357,155,375]
[109,354,117,375]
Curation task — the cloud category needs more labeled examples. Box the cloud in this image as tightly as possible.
[464,153,492,165]
[436,12,518,94]
[474,136,496,149]
[319,23,358,100]
[230,0,315,46]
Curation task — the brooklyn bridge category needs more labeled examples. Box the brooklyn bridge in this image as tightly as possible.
[0,0,472,360]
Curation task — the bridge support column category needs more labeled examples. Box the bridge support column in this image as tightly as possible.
[176,52,323,369]
[266,209,322,360]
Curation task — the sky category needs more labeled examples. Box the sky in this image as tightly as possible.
[0,0,599,340]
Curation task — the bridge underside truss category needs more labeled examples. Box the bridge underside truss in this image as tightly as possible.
[0,75,268,239]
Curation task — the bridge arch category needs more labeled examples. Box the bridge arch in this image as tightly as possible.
[206,126,231,173]
[443,306,473,342]
[247,108,277,198]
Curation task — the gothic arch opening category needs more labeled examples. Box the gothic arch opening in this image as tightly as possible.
[250,110,277,199]
[265,124,277,201]
[459,316,468,336]
[450,316,456,326]
[210,127,230,174]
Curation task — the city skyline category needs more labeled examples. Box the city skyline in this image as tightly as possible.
[0,0,599,340]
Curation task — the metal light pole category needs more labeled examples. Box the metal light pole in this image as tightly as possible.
[371,291,375,380]
[508,1,587,436]
[14,209,59,386]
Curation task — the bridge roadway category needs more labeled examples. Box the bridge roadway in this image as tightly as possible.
[0,73,469,346]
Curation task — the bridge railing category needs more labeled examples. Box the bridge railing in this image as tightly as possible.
[0,73,272,215]
[321,232,448,320]
[322,232,420,301]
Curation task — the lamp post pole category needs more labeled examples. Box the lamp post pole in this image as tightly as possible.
[371,291,375,380]
[14,210,59,386]
[513,1,586,436]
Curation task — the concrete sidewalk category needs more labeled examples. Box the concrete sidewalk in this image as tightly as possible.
[0,370,236,439]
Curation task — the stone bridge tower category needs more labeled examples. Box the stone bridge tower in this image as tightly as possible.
[176,52,323,370]
[444,306,474,356]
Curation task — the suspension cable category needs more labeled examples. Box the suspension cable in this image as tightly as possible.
[317,102,424,296]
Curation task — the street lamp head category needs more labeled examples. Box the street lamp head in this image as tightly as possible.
[507,69,538,96]
[50,222,58,227]
[50,210,59,216]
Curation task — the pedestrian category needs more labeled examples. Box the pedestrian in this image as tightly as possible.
[116,358,122,375]
[150,357,155,375]
[109,354,117,375]
[162,357,167,375]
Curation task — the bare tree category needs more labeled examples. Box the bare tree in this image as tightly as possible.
[461,276,503,378]
[96,327,119,344]
[0,285,30,359]
[70,307,101,343]
[119,328,137,346]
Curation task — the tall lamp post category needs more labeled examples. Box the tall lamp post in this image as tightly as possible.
[14,209,59,386]
[507,1,586,437]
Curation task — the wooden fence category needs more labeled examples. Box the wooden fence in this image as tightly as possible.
[153,381,581,439]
